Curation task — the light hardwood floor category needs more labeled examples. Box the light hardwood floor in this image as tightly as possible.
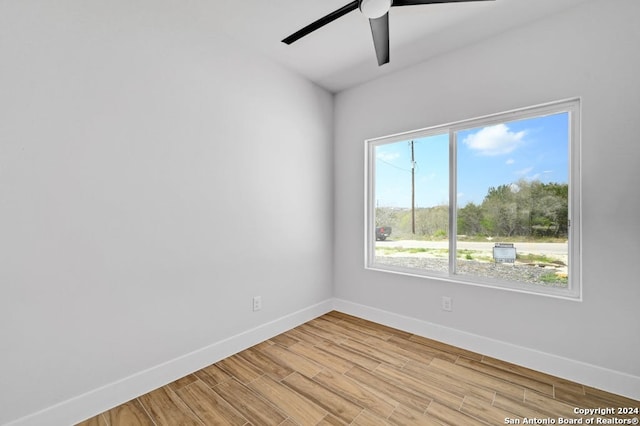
[78,311,639,425]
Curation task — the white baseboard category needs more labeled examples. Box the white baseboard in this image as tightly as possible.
[7,297,638,426]
[5,299,334,426]
[333,298,640,401]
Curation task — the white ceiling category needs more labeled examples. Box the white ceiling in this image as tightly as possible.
[205,0,591,93]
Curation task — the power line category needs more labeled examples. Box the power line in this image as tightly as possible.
[376,158,412,173]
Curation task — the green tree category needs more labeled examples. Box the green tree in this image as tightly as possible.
[482,184,519,236]
[530,182,568,237]
[414,205,448,237]
[457,202,483,235]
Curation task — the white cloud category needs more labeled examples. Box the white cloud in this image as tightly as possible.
[516,166,534,176]
[463,124,526,156]
[376,151,400,162]
[506,158,515,165]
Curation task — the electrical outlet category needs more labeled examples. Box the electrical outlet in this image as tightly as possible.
[252,296,262,312]
[442,296,452,312]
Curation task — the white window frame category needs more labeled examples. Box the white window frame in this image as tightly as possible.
[365,99,581,300]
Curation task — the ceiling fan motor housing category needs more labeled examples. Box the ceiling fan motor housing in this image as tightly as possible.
[359,0,392,19]
[283,0,495,66]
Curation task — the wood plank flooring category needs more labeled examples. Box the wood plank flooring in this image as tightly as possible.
[77,311,639,425]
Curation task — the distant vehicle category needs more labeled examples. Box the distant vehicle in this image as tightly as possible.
[375,226,392,241]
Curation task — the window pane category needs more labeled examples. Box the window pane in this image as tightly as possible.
[373,134,449,273]
[455,113,570,288]
[366,100,579,298]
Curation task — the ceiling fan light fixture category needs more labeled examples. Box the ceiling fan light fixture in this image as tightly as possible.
[359,0,392,19]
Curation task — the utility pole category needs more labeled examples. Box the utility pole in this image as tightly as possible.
[410,140,416,234]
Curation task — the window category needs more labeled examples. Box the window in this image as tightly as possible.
[365,99,581,299]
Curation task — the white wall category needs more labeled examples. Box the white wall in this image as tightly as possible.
[0,1,333,424]
[2,0,639,423]
[334,0,640,397]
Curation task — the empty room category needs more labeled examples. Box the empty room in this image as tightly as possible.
[1,0,638,425]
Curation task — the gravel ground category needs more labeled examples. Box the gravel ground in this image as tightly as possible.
[375,256,568,288]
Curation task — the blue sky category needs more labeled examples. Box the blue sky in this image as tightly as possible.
[374,112,569,208]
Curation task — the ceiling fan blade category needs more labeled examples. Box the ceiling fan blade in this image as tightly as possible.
[369,12,390,66]
[392,0,494,6]
[282,0,359,44]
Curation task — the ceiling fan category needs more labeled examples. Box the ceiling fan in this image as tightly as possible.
[282,0,495,66]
